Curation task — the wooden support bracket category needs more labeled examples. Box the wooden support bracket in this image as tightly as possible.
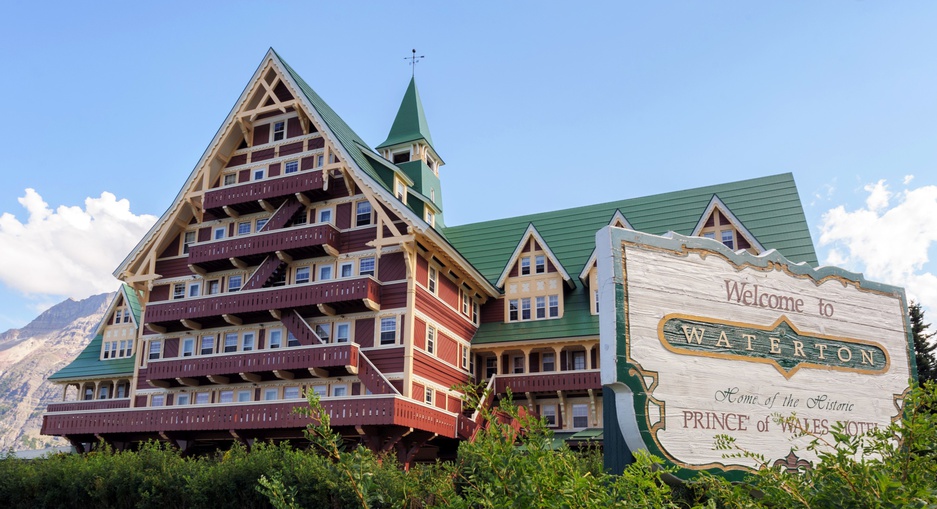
[240,372,261,383]
[188,264,207,276]
[268,309,282,320]
[318,303,336,316]
[258,199,276,213]
[363,299,380,312]
[308,367,328,378]
[230,257,248,269]
[275,251,293,263]
[222,206,240,218]
[177,377,199,387]
[208,375,230,384]
[223,314,242,326]
[148,380,171,389]
[181,319,202,330]
[273,370,294,380]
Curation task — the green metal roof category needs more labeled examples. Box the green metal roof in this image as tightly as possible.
[49,286,138,381]
[375,77,436,151]
[444,173,817,345]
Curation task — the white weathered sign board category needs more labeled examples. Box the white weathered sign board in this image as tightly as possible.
[596,227,914,478]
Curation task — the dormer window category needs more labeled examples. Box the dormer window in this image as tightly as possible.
[425,209,435,227]
[395,178,407,201]
[272,121,285,142]
[694,201,759,254]
[520,257,531,276]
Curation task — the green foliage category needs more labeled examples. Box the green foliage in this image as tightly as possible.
[911,302,937,385]
[3,384,937,508]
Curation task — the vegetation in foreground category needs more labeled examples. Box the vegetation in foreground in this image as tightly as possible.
[0,381,935,508]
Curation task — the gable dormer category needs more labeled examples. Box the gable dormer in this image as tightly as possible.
[376,77,446,228]
[579,210,633,314]
[692,196,764,254]
[99,286,141,361]
[496,224,574,323]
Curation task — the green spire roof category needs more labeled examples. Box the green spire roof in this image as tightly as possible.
[376,77,436,150]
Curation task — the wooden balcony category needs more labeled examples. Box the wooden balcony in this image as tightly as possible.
[41,396,458,438]
[493,369,601,395]
[145,278,380,332]
[146,343,359,387]
[46,399,131,413]
[188,223,340,272]
[204,171,325,216]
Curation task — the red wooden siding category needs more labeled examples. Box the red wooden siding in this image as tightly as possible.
[339,227,376,253]
[378,252,406,281]
[447,395,461,413]
[355,318,374,348]
[198,227,211,242]
[413,350,468,389]
[160,236,180,258]
[134,395,147,407]
[251,147,275,162]
[335,203,351,229]
[365,346,405,373]
[308,137,325,150]
[416,255,428,286]
[415,287,477,340]
[238,169,251,183]
[268,162,281,177]
[480,297,505,323]
[437,332,459,366]
[279,141,304,157]
[381,283,407,309]
[438,276,459,309]
[286,117,302,138]
[226,154,247,168]
[164,338,179,358]
[413,319,426,349]
[150,285,169,303]
[252,124,270,146]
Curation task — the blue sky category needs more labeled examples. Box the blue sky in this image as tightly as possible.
[0,1,935,329]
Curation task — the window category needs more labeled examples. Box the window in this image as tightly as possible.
[237,390,252,402]
[593,290,600,314]
[428,266,438,294]
[702,232,716,240]
[513,355,525,374]
[176,393,190,405]
[219,390,234,403]
[182,338,195,357]
[287,330,299,347]
[317,208,332,224]
[339,262,353,278]
[318,265,333,281]
[242,332,255,351]
[213,226,226,240]
[151,394,165,407]
[395,179,406,200]
[272,121,285,141]
[485,357,497,378]
[521,298,531,320]
[535,255,546,274]
[359,257,374,277]
[148,340,161,360]
[238,222,251,235]
[315,323,331,343]
[536,296,546,319]
[182,231,196,255]
[224,332,237,353]
[187,282,201,298]
[541,405,557,427]
[509,299,519,321]
[473,302,479,325]
[284,386,300,399]
[256,218,268,231]
[572,404,589,428]
[228,275,242,292]
[295,266,310,284]
[311,385,327,397]
[120,340,131,357]
[98,386,109,399]
[462,293,470,315]
[284,160,298,174]
[335,323,350,343]
[83,386,94,401]
[380,317,397,345]
[293,209,307,225]
[571,350,586,371]
[264,388,279,401]
[461,345,469,369]
[316,154,324,167]
[542,352,555,372]
[392,151,410,164]
[425,209,435,227]
[195,392,210,404]
[520,257,530,276]
[223,173,237,186]
[426,325,436,354]
[355,201,373,226]
[549,295,559,318]
[200,335,215,355]
[207,280,220,295]
[173,283,185,300]
[424,387,434,405]
[268,329,282,349]
[102,341,111,359]
[332,385,347,397]
[721,230,735,250]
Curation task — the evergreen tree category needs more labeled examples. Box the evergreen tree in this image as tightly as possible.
[910,302,937,385]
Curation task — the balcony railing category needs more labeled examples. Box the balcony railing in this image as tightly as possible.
[204,171,324,213]
[493,370,601,394]
[188,223,340,267]
[146,343,358,384]
[145,278,381,327]
[46,399,131,413]
[42,396,458,438]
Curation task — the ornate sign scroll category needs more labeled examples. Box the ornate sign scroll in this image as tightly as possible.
[596,228,915,479]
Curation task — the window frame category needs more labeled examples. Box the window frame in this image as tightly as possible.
[295,266,311,284]
[359,257,375,277]
[267,329,283,349]
[572,403,589,428]
[272,121,285,142]
[181,337,195,357]
[379,317,397,345]
[317,207,333,224]
[428,266,438,294]
[339,261,354,278]
[284,160,299,174]
[228,275,243,292]
[182,231,196,255]
[355,201,373,227]
[426,325,436,354]
[213,226,226,240]
[148,340,162,361]
[334,322,351,343]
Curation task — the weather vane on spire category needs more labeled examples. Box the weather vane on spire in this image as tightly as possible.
[405,49,425,77]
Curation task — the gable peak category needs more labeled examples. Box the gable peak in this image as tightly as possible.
[377,76,435,151]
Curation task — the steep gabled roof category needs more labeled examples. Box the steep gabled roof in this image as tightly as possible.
[375,77,436,152]
[444,173,817,344]
[691,194,766,252]
[49,286,138,382]
[494,223,575,289]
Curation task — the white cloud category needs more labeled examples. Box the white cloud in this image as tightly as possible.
[819,181,937,315]
[904,174,915,185]
[0,189,156,300]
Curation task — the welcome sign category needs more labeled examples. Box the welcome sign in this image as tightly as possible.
[595,227,915,478]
